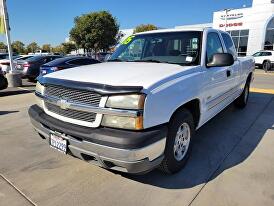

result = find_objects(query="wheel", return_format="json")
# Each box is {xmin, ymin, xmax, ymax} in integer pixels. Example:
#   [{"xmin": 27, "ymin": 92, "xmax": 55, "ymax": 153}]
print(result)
[
  {"xmin": 263, "ymin": 61, "xmax": 271, "ymax": 73},
  {"xmin": 159, "ymin": 109, "xmax": 195, "ymax": 174},
  {"xmin": 234, "ymin": 79, "xmax": 250, "ymax": 108}
]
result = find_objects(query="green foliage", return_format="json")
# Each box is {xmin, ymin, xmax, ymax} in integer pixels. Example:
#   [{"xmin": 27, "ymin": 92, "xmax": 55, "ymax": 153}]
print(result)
[
  {"xmin": 52, "ymin": 45, "xmax": 64, "ymax": 54},
  {"xmin": 27, "ymin": 42, "xmax": 40, "ymax": 53},
  {"xmin": 11, "ymin": 41, "xmax": 25, "ymax": 54},
  {"xmin": 133, "ymin": 24, "xmax": 158, "ymax": 34},
  {"xmin": 62, "ymin": 42, "xmax": 76, "ymax": 54},
  {"xmin": 51, "ymin": 42, "xmax": 76, "ymax": 54},
  {"xmin": 70, "ymin": 11, "xmax": 119, "ymax": 53},
  {"xmin": 41, "ymin": 44, "xmax": 51, "ymax": 52},
  {"xmin": 0, "ymin": 42, "xmax": 7, "ymax": 51}
]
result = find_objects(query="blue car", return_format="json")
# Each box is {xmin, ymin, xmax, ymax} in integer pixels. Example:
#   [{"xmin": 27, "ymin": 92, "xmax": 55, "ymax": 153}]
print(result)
[{"xmin": 40, "ymin": 56, "xmax": 100, "ymax": 76}]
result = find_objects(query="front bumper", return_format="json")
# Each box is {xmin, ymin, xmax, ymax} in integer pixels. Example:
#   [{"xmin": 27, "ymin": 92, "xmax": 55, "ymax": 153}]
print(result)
[{"xmin": 28, "ymin": 105, "xmax": 167, "ymax": 174}]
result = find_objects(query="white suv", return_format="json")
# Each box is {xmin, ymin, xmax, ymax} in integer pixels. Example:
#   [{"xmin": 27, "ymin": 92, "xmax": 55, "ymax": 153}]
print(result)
[{"xmin": 253, "ymin": 50, "xmax": 274, "ymax": 72}]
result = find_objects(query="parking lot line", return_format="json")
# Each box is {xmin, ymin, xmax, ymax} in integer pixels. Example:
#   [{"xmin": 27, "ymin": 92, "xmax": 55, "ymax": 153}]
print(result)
[
  {"xmin": 255, "ymin": 72, "xmax": 274, "ymax": 76},
  {"xmin": 0, "ymin": 174, "xmax": 37, "ymax": 206},
  {"xmin": 17, "ymin": 87, "xmax": 34, "ymax": 91},
  {"xmin": 250, "ymin": 88, "xmax": 274, "ymax": 94}
]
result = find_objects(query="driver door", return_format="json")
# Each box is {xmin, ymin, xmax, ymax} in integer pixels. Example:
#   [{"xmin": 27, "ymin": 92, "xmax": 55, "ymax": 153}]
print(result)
[{"xmin": 202, "ymin": 32, "xmax": 235, "ymax": 122}]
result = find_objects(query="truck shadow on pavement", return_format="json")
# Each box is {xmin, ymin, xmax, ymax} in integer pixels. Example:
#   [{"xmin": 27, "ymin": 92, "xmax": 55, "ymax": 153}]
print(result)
[
  {"xmin": 123, "ymin": 92, "xmax": 274, "ymax": 189},
  {"xmin": 0, "ymin": 90, "xmax": 33, "ymax": 97},
  {"xmin": 0, "ymin": 110, "xmax": 19, "ymax": 116}
]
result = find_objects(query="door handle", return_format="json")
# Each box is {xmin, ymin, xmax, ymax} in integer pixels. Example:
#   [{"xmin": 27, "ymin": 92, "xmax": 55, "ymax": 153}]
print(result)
[{"xmin": 226, "ymin": 70, "xmax": 231, "ymax": 77}]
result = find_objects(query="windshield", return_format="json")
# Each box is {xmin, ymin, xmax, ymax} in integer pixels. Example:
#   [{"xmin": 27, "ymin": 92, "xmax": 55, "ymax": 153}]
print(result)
[
  {"xmin": 110, "ymin": 31, "xmax": 202, "ymax": 65},
  {"xmin": 252, "ymin": 52, "xmax": 261, "ymax": 57}
]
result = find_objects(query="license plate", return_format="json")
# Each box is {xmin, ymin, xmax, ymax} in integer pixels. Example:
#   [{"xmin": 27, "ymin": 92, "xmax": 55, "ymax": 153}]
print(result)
[
  {"xmin": 50, "ymin": 133, "xmax": 67, "ymax": 153},
  {"xmin": 42, "ymin": 70, "xmax": 47, "ymax": 74},
  {"xmin": 16, "ymin": 65, "xmax": 21, "ymax": 69}
]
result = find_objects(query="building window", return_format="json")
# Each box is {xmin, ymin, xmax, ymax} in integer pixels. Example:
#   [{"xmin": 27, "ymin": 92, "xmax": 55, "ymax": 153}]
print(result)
[
  {"xmin": 227, "ymin": 29, "xmax": 249, "ymax": 56},
  {"xmin": 264, "ymin": 18, "xmax": 274, "ymax": 50}
]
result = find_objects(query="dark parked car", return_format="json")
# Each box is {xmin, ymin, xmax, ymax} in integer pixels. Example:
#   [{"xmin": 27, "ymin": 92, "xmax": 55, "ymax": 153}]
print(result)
[
  {"xmin": 0, "ymin": 68, "xmax": 8, "ymax": 90},
  {"xmin": 16, "ymin": 55, "xmax": 62, "ymax": 81},
  {"xmin": 0, "ymin": 53, "xmax": 19, "ymax": 60},
  {"xmin": 40, "ymin": 56, "xmax": 100, "ymax": 76},
  {"xmin": 95, "ymin": 52, "xmax": 112, "ymax": 62}
]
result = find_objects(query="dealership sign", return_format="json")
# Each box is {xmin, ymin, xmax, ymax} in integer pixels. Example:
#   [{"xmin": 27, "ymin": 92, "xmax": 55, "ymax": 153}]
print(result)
[
  {"xmin": 218, "ymin": 12, "xmax": 244, "ymax": 28},
  {"xmin": 219, "ymin": 22, "xmax": 243, "ymax": 28},
  {"xmin": 220, "ymin": 13, "xmax": 244, "ymax": 20}
]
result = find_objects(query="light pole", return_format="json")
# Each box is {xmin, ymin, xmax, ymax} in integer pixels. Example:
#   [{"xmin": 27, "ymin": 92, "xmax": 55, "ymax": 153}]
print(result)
[{"xmin": 224, "ymin": 8, "xmax": 231, "ymax": 31}]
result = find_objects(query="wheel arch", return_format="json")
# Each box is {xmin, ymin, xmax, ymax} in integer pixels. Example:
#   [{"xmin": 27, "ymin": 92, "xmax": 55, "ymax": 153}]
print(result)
[
  {"xmin": 170, "ymin": 98, "xmax": 201, "ymax": 128},
  {"xmin": 247, "ymin": 72, "xmax": 253, "ymax": 83},
  {"xmin": 263, "ymin": 59, "xmax": 271, "ymax": 64}
]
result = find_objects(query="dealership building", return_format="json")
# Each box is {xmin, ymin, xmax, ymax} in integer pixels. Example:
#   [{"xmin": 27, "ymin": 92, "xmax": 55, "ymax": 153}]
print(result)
[
  {"xmin": 121, "ymin": 0, "xmax": 274, "ymax": 56},
  {"xmin": 213, "ymin": 0, "xmax": 274, "ymax": 56}
]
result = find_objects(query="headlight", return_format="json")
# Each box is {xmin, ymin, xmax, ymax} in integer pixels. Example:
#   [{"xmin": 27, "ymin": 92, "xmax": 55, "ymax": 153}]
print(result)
[
  {"xmin": 35, "ymin": 81, "xmax": 45, "ymax": 95},
  {"xmin": 35, "ymin": 82, "xmax": 45, "ymax": 108},
  {"xmin": 106, "ymin": 94, "xmax": 145, "ymax": 110},
  {"xmin": 101, "ymin": 115, "xmax": 143, "ymax": 130},
  {"xmin": 103, "ymin": 94, "xmax": 145, "ymax": 130}
]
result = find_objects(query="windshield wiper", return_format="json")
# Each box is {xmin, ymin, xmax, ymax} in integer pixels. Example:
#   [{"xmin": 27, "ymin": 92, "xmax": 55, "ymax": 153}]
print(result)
[
  {"xmin": 133, "ymin": 59, "xmax": 168, "ymax": 63},
  {"xmin": 133, "ymin": 59, "xmax": 184, "ymax": 65},
  {"xmin": 108, "ymin": 58, "xmax": 123, "ymax": 62}
]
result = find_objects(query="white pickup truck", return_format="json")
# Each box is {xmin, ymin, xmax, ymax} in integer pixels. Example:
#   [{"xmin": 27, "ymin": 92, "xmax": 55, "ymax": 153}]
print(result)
[{"xmin": 29, "ymin": 28, "xmax": 255, "ymax": 174}]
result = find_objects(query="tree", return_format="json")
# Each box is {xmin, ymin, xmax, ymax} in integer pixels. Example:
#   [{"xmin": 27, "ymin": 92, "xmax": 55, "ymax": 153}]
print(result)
[
  {"xmin": 26, "ymin": 42, "xmax": 39, "ymax": 53},
  {"xmin": 41, "ymin": 44, "xmax": 51, "ymax": 52},
  {"xmin": 11, "ymin": 41, "xmax": 25, "ymax": 54},
  {"xmin": 70, "ymin": 11, "xmax": 119, "ymax": 54},
  {"xmin": 52, "ymin": 45, "xmax": 64, "ymax": 54},
  {"xmin": 133, "ymin": 24, "xmax": 158, "ymax": 34},
  {"xmin": 62, "ymin": 42, "xmax": 76, "ymax": 54},
  {"xmin": 0, "ymin": 42, "xmax": 7, "ymax": 51}
]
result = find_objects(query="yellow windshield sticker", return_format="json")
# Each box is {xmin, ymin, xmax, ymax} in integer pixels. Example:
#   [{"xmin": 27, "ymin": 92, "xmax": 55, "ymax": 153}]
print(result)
[{"xmin": 122, "ymin": 35, "xmax": 135, "ymax": 45}]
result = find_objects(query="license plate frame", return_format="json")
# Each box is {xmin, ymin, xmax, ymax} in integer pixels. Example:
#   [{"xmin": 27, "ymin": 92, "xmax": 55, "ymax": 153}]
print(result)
[{"xmin": 49, "ymin": 133, "xmax": 67, "ymax": 154}]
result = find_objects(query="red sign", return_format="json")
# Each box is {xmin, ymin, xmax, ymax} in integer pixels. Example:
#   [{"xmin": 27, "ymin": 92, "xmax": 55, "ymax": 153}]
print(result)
[{"xmin": 219, "ymin": 22, "xmax": 243, "ymax": 28}]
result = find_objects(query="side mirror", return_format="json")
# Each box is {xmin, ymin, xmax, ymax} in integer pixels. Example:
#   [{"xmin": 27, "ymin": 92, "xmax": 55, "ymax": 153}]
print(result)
[{"xmin": 207, "ymin": 53, "xmax": 234, "ymax": 67}]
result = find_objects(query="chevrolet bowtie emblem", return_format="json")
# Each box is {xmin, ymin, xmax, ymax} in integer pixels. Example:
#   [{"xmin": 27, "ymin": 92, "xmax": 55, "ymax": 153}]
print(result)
[{"xmin": 58, "ymin": 99, "xmax": 70, "ymax": 110}]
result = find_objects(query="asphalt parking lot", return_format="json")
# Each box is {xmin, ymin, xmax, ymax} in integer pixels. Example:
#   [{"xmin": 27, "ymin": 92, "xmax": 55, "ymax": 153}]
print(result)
[{"xmin": 0, "ymin": 70, "xmax": 274, "ymax": 206}]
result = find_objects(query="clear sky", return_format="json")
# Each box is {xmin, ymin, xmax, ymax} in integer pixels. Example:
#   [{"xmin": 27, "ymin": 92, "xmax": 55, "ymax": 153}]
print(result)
[{"xmin": 0, "ymin": 0, "xmax": 252, "ymax": 47}]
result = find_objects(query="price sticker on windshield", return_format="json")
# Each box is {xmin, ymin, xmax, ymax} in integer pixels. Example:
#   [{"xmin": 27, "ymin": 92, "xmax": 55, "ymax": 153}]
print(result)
[{"xmin": 122, "ymin": 35, "xmax": 135, "ymax": 45}]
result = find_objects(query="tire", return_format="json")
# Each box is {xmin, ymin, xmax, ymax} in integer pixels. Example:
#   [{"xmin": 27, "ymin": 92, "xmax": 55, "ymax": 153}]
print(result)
[
  {"xmin": 263, "ymin": 61, "xmax": 271, "ymax": 73},
  {"xmin": 234, "ymin": 79, "xmax": 250, "ymax": 109},
  {"xmin": 159, "ymin": 109, "xmax": 195, "ymax": 174}
]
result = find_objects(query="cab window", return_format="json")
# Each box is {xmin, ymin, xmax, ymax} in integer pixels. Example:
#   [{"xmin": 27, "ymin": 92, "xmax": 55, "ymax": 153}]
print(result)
[
  {"xmin": 221, "ymin": 33, "xmax": 237, "ymax": 59},
  {"xmin": 206, "ymin": 32, "xmax": 224, "ymax": 63}
]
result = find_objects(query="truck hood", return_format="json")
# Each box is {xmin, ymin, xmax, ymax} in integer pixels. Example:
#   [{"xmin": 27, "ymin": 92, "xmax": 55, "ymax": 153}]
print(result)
[{"xmin": 45, "ymin": 62, "xmax": 196, "ymax": 89}]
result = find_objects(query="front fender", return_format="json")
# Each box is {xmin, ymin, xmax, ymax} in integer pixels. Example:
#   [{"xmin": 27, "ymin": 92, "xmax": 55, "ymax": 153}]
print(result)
[{"xmin": 143, "ymin": 69, "xmax": 204, "ymax": 128}]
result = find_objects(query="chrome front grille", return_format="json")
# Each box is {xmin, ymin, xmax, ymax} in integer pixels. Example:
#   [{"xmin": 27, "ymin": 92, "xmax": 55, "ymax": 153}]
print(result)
[
  {"xmin": 45, "ymin": 85, "xmax": 102, "ymax": 107},
  {"xmin": 45, "ymin": 102, "xmax": 96, "ymax": 123},
  {"xmin": 44, "ymin": 84, "xmax": 102, "ymax": 126}
]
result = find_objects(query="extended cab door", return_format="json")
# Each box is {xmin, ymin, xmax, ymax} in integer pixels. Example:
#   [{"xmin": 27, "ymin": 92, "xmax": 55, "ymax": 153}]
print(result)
[
  {"xmin": 221, "ymin": 32, "xmax": 241, "ymax": 89},
  {"xmin": 201, "ymin": 31, "xmax": 236, "ymax": 123}
]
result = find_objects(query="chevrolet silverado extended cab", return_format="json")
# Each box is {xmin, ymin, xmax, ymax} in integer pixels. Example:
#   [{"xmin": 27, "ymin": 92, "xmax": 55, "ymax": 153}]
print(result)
[{"xmin": 29, "ymin": 28, "xmax": 255, "ymax": 174}]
